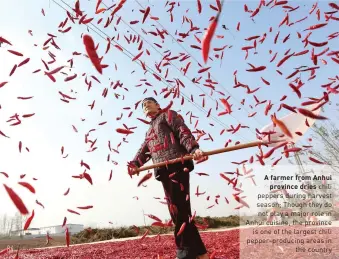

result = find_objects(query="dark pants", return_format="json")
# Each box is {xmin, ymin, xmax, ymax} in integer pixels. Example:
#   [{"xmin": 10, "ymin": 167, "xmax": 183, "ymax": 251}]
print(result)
[{"xmin": 159, "ymin": 163, "xmax": 207, "ymax": 259}]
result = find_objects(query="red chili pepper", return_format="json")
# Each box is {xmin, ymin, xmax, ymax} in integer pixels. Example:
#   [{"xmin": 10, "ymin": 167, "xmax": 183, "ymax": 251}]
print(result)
[
  {"xmin": 0, "ymin": 172, "xmax": 9, "ymax": 178},
  {"xmin": 132, "ymin": 51, "xmax": 144, "ymax": 61},
  {"xmin": 284, "ymin": 147, "xmax": 302, "ymax": 153},
  {"xmin": 329, "ymin": 2, "xmax": 339, "ymax": 9},
  {"xmin": 309, "ymin": 157, "xmax": 325, "ymax": 164},
  {"xmin": 137, "ymin": 172, "xmax": 152, "ymax": 187},
  {"xmin": 263, "ymin": 147, "xmax": 276, "ymax": 159},
  {"xmin": 197, "ymin": 0, "xmax": 202, "ymax": 13},
  {"xmin": 18, "ymin": 182, "xmax": 35, "ymax": 194},
  {"xmin": 272, "ymin": 157, "xmax": 282, "ymax": 167},
  {"xmin": 261, "ymin": 77, "xmax": 270, "ymax": 85},
  {"xmin": 152, "ymin": 221, "xmax": 166, "ymax": 227},
  {"xmin": 146, "ymin": 214, "xmax": 162, "ymax": 222},
  {"xmin": 277, "ymin": 53, "xmax": 295, "ymax": 67},
  {"xmin": 297, "ymin": 108, "xmax": 328, "ymax": 120},
  {"xmin": 0, "ymin": 82, "xmax": 8, "ymax": 88},
  {"xmin": 82, "ymin": 172, "xmax": 93, "ymax": 185},
  {"xmin": 36, "ymin": 200, "xmax": 45, "ymax": 209},
  {"xmin": 83, "ymin": 34, "xmax": 102, "ymax": 74},
  {"xmin": 7, "ymin": 49, "xmax": 23, "ymax": 56},
  {"xmin": 77, "ymin": 205, "xmax": 93, "ymax": 209},
  {"xmin": 308, "ymin": 40, "xmax": 328, "ymax": 47},
  {"xmin": 198, "ymin": 67, "xmax": 211, "ymax": 73},
  {"xmin": 18, "ymin": 58, "xmax": 30, "ymax": 67},
  {"xmin": 201, "ymin": 14, "xmax": 219, "ymax": 63},
  {"xmin": 65, "ymin": 227, "xmax": 70, "ymax": 247},
  {"xmin": 142, "ymin": 7, "xmax": 150, "ymax": 23},
  {"xmin": 306, "ymin": 23, "xmax": 328, "ymax": 30},
  {"xmin": 3, "ymin": 184, "xmax": 29, "ymax": 215},
  {"xmin": 251, "ymin": 7, "xmax": 260, "ymax": 17},
  {"xmin": 246, "ymin": 65, "xmax": 266, "ymax": 72},
  {"xmin": 270, "ymin": 52, "xmax": 278, "ymax": 62},
  {"xmin": 24, "ymin": 210, "xmax": 35, "ymax": 230},
  {"xmin": 67, "ymin": 209, "xmax": 80, "ymax": 215},
  {"xmin": 116, "ymin": 128, "xmax": 134, "ymax": 134},
  {"xmin": 294, "ymin": 50, "xmax": 309, "ymax": 57},
  {"xmin": 111, "ymin": 0, "xmax": 126, "ymax": 17},
  {"xmin": 64, "ymin": 74, "xmax": 77, "ymax": 82},
  {"xmin": 62, "ymin": 217, "xmax": 67, "ymax": 228},
  {"xmin": 233, "ymin": 194, "xmax": 250, "ymax": 208},
  {"xmin": 0, "ymin": 248, "xmax": 10, "ymax": 256},
  {"xmin": 271, "ymin": 114, "xmax": 293, "ymax": 138},
  {"xmin": 177, "ymin": 222, "xmax": 186, "ymax": 236},
  {"xmin": 281, "ymin": 103, "xmax": 297, "ymax": 113},
  {"xmin": 9, "ymin": 64, "xmax": 17, "ymax": 77},
  {"xmin": 0, "ymin": 36, "xmax": 12, "ymax": 45}
]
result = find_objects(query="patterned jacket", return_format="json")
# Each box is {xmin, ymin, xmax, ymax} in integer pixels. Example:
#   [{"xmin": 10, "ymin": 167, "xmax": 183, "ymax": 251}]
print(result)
[{"xmin": 130, "ymin": 110, "xmax": 199, "ymax": 180}]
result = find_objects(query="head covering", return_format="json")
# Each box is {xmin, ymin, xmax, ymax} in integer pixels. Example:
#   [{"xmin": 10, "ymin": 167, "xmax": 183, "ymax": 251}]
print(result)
[{"xmin": 142, "ymin": 97, "xmax": 158, "ymax": 107}]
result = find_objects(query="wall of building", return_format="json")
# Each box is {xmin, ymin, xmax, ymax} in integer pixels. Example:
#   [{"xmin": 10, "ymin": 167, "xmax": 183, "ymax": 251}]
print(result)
[{"xmin": 11, "ymin": 224, "xmax": 84, "ymax": 237}]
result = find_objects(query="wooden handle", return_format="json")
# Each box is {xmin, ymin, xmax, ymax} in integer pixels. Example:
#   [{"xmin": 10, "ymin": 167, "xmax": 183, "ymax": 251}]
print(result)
[{"xmin": 136, "ymin": 140, "xmax": 267, "ymax": 173}]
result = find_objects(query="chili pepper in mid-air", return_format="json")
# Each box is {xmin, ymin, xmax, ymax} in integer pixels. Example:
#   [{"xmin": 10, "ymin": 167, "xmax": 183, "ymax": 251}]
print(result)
[
  {"xmin": 116, "ymin": 128, "xmax": 134, "ymax": 134},
  {"xmin": 0, "ymin": 82, "xmax": 8, "ymax": 88},
  {"xmin": 77, "ymin": 205, "xmax": 93, "ymax": 209},
  {"xmin": 142, "ymin": 7, "xmax": 150, "ymax": 23},
  {"xmin": 67, "ymin": 209, "xmax": 80, "ymax": 215},
  {"xmin": 0, "ymin": 36, "xmax": 12, "ymax": 45},
  {"xmin": 138, "ymin": 172, "xmax": 152, "ymax": 187},
  {"xmin": 297, "ymin": 108, "xmax": 328, "ymax": 120},
  {"xmin": 83, "ymin": 34, "xmax": 102, "ymax": 74},
  {"xmin": 201, "ymin": 5, "xmax": 223, "ymax": 63},
  {"xmin": 7, "ymin": 49, "xmax": 23, "ymax": 56},
  {"xmin": 18, "ymin": 182, "xmax": 35, "ymax": 194},
  {"xmin": 3, "ymin": 184, "xmax": 29, "ymax": 215},
  {"xmin": 24, "ymin": 210, "xmax": 35, "ymax": 230},
  {"xmin": 62, "ymin": 217, "xmax": 67, "ymax": 228},
  {"xmin": 36, "ymin": 200, "xmax": 45, "ymax": 209},
  {"xmin": 246, "ymin": 65, "xmax": 266, "ymax": 72},
  {"xmin": 177, "ymin": 222, "xmax": 186, "ymax": 236},
  {"xmin": 309, "ymin": 156, "xmax": 325, "ymax": 164},
  {"xmin": 271, "ymin": 114, "xmax": 293, "ymax": 138},
  {"xmin": 146, "ymin": 214, "xmax": 162, "ymax": 222},
  {"xmin": 197, "ymin": 0, "xmax": 202, "ymax": 13},
  {"xmin": 83, "ymin": 172, "xmax": 93, "ymax": 185}
]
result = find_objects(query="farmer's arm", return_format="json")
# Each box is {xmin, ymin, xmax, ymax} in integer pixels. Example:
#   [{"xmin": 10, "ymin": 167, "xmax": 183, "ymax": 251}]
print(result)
[
  {"xmin": 129, "ymin": 139, "xmax": 151, "ymax": 168},
  {"xmin": 165, "ymin": 110, "xmax": 199, "ymax": 154}
]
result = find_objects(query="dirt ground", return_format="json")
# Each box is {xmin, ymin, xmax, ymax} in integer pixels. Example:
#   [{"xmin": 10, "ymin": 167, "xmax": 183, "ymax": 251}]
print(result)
[{"xmin": 0, "ymin": 236, "xmax": 66, "ymax": 250}]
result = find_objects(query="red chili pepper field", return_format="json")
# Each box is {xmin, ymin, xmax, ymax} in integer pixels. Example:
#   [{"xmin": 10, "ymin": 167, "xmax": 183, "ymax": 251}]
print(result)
[{"xmin": 1, "ymin": 226, "xmax": 338, "ymax": 258}]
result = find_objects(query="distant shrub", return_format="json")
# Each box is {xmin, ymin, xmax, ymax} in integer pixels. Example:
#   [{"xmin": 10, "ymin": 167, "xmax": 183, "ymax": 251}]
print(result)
[{"xmin": 72, "ymin": 215, "xmax": 240, "ymax": 244}]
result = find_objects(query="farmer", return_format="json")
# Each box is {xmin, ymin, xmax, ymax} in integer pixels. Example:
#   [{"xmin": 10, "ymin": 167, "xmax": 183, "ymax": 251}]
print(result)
[{"xmin": 128, "ymin": 97, "xmax": 210, "ymax": 259}]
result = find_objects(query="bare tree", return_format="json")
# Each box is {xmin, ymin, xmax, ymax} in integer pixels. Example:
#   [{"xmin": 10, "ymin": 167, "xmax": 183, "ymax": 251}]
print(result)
[
  {"xmin": 14, "ymin": 212, "xmax": 24, "ymax": 233},
  {"xmin": 2, "ymin": 214, "xmax": 8, "ymax": 234},
  {"xmin": 0, "ymin": 215, "xmax": 4, "ymax": 234},
  {"xmin": 309, "ymin": 122, "xmax": 339, "ymax": 174},
  {"xmin": 8, "ymin": 217, "xmax": 15, "ymax": 236}
]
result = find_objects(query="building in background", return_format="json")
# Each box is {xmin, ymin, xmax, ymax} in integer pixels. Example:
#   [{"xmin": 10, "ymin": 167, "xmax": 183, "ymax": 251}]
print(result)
[{"xmin": 9, "ymin": 224, "xmax": 84, "ymax": 237}]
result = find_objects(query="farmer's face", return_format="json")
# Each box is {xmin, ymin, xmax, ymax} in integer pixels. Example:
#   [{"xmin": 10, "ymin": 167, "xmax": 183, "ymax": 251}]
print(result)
[{"xmin": 143, "ymin": 100, "xmax": 160, "ymax": 116}]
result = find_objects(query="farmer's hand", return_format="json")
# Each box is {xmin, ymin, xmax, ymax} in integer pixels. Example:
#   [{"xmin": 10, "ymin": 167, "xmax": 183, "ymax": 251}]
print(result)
[
  {"xmin": 128, "ymin": 165, "xmax": 139, "ymax": 177},
  {"xmin": 192, "ymin": 149, "xmax": 208, "ymax": 163}
]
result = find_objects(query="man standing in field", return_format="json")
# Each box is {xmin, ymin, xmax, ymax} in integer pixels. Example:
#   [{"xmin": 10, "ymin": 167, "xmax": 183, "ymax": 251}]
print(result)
[{"xmin": 128, "ymin": 97, "xmax": 210, "ymax": 259}]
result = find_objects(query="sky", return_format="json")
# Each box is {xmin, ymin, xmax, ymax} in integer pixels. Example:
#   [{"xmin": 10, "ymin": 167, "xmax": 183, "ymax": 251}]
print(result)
[{"xmin": 0, "ymin": 0, "xmax": 338, "ymax": 230}]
